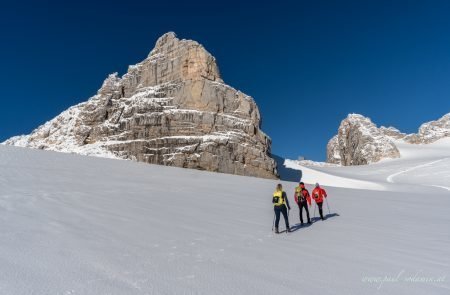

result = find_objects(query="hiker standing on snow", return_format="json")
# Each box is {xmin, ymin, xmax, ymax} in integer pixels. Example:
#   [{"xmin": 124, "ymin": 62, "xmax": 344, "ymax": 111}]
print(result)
[
  {"xmin": 272, "ymin": 183, "xmax": 291, "ymax": 233},
  {"xmin": 294, "ymin": 182, "xmax": 311, "ymax": 225},
  {"xmin": 312, "ymin": 183, "xmax": 328, "ymax": 220}
]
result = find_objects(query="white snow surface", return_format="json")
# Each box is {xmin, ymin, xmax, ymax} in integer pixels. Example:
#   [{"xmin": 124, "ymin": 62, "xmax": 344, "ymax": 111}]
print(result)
[
  {"xmin": 286, "ymin": 159, "xmax": 340, "ymax": 168},
  {"xmin": 286, "ymin": 137, "xmax": 450, "ymax": 191},
  {"xmin": 0, "ymin": 141, "xmax": 449, "ymax": 294}
]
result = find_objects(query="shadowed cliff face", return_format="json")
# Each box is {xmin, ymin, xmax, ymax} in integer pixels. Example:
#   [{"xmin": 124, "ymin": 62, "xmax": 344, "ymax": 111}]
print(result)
[
  {"xmin": 272, "ymin": 154, "xmax": 301, "ymax": 182},
  {"xmin": 4, "ymin": 32, "xmax": 278, "ymax": 179}
]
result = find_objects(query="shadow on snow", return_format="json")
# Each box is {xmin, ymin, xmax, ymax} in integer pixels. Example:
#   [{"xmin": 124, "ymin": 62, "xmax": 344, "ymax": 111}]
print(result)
[{"xmin": 288, "ymin": 212, "xmax": 340, "ymax": 233}]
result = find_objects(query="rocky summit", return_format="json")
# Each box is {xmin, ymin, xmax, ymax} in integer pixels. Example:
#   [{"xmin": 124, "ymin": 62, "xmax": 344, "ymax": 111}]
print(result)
[
  {"xmin": 403, "ymin": 113, "xmax": 450, "ymax": 144},
  {"xmin": 4, "ymin": 32, "xmax": 278, "ymax": 179},
  {"xmin": 326, "ymin": 114, "xmax": 400, "ymax": 165},
  {"xmin": 327, "ymin": 112, "xmax": 450, "ymax": 165}
]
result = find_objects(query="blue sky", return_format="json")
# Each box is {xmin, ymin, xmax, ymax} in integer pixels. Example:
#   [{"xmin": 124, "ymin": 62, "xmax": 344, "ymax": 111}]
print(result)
[{"xmin": 1, "ymin": 0, "xmax": 450, "ymax": 161}]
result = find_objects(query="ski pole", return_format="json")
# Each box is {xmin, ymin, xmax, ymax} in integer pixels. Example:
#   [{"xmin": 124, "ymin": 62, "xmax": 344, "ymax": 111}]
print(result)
[
  {"xmin": 272, "ymin": 210, "xmax": 276, "ymax": 232},
  {"xmin": 325, "ymin": 198, "xmax": 331, "ymax": 215},
  {"xmin": 313, "ymin": 202, "xmax": 316, "ymax": 219},
  {"xmin": 287, "ymin": 206, "xmax": 290, "ymax": 231}
]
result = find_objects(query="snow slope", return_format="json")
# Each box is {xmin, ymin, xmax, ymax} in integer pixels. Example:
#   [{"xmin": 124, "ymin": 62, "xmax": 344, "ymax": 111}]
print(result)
[
  {"xmin": 286, "ymin": 137, "xmax": 450, "ymax": 192},
  {"xmin": 0, "ymin": 144, "xmax": 449, "ymax": 294}
]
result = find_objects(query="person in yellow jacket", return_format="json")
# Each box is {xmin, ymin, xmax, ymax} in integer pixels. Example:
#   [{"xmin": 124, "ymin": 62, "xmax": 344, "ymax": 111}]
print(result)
[{"xmin": 272, "ymin": 183, "xmax": 291, "ymax": 233}]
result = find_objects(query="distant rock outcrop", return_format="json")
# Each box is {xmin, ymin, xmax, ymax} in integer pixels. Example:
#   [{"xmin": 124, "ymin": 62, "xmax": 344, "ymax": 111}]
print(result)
[
  {"xmin": 327, "ymin": 112, "xmax": 450, "ymax": 166},
  {"xmin": 4, "ymin": 32, "xmax": 277, "ymax": 179},
  {"xmin": 326, "ymin": 114, "xmax": 400, "ymax": 165},
  {"xmin": 403, "ymin": 113, "xmax": 450, "ymax": 144}
]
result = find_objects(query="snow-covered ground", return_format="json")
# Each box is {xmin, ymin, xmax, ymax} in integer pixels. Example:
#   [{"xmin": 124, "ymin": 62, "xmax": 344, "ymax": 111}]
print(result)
[
  {"xmin": 286, "ymin": 137, "xmax": 450, "ymax": 191},
  {"xmin": 0, "ymin": 141, "xmax": 449, "ymax": 294}
]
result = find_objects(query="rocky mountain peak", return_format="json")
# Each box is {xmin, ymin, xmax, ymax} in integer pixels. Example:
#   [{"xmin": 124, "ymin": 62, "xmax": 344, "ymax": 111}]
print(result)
[
  {"xmin": 327, "ymin": 114, "xmax": 400, "ymax": 165},
  {"xmin": 407, "ymin": 113, "xmax": 450, "ymax": 143},
  {"xmin": 144, "ymin": 32, "xmax": 222, "ymax": 85},
  {"xmin": 345, "ymin": 113, "xmax": 369, "ymax": 121},
  {"xmin": 152, "ymin": 31, "xmax": 178, "ymax": 51},
  {"xmin": 4, "ymin": 32, "xmax": 277, "ymax": 179},
  {"xmin": 327, "ymin": 112, "xmax": 450, "ymax": 166}
]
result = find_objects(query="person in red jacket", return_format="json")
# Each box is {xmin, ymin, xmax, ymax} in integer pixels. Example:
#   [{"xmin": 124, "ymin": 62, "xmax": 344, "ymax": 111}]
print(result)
[
  {"xmin": 311, "ymin": 183, "xmax": 328, "ymax": 220},
  {"xmin": 294, "ymin": 182, "xmax": 311, "ymax": 225}
]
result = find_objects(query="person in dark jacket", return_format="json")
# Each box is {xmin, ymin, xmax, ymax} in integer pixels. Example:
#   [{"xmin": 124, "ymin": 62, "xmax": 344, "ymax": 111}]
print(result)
[
  {"xmin": 294, "ymin": 182, "xmax": 311, "ymax": 225},
  {"xmin": 272, "ymin": 183, "xmax": 291, "ymax": 233}
]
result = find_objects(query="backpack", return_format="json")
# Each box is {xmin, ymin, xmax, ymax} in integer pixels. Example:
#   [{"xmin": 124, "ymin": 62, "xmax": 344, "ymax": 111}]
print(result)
[
  {"xmin": 273, "ymin": 191, "xmax": 284, "ymax": 206},
  {"xmin": 299, "ymin": 188, "xmax": 308, "ymax": 202}
]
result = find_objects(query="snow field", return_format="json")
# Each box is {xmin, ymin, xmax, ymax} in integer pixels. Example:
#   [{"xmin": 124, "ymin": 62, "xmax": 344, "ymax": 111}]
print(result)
[{"xmin": 0, "ymin": 144, "xmax": 448, "ymax": 294}]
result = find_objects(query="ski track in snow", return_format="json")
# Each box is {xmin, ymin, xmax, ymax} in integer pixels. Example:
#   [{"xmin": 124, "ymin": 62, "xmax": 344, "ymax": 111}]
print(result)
[
  {"xmin": 286, "ymin": 138, "xmax": 450, "ymax": 193},
  {"xmin": 429, "ymin": 184, "xmax": 450, "ymax": 191},
  {"xmin": 386, "ymin": 158, "xmax": 449, "ymax": 183},
  {"xmin": 385, "ymin": 157, "xmax": 450, "ymax": 192}
]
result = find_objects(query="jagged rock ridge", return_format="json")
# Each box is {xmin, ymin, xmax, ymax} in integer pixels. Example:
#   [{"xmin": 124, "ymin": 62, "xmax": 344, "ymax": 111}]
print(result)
[
  {"xmin": 327, "ymin": 112, "xmax": 450, "ymax": 165},
  {"xmin": 4, "ymin": 32, "xmax": 277, "ymax": 179},
  {"xmin": 403, "ymin": 113, "xmax": 450, "ymax": 144}
]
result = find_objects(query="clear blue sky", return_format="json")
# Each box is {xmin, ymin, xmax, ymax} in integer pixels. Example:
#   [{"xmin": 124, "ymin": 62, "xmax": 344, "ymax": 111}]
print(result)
[{"xmin": 1, "ymin": 0, "xmax": 450, "ymax": 161}]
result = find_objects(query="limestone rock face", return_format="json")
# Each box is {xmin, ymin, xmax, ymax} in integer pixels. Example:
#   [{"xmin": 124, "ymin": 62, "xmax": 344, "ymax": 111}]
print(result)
[
  {"xmin": 4, "ymin": 32, "xmax": 277, "ymax": 179},
  {"xmin": 326, "ymin": 114, "xmax": 400, "ymax": 165},
  {"xmin": 404, "ymin": 113, "xmax": 450, "ymax": 144},
  {"xmin": 326, "ymin": 135, "xmax": 341, "ymax": 165},
  {"xmin": 326, "ymin": 112, "xmax": 450, "ymax": 166}
]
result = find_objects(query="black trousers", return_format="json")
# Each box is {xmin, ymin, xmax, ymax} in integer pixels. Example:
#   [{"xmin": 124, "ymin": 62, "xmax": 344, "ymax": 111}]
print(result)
[
  {"xmin": 298, "ymin": 201, "xmax": 310, "ymax": 223},
  {"xmin": 274, "ymin": 205, "xmax": 289, "ymax": 229},
  {"xmin": 317, "ymin": 202, "xmax": 324, "ymax": 220}
]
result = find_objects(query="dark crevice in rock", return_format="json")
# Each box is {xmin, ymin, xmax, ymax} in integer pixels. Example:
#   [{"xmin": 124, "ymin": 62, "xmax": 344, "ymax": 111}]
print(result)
[{"xmin": 115, "ymin": 107, "xmax": 125, "ymax": 124}]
